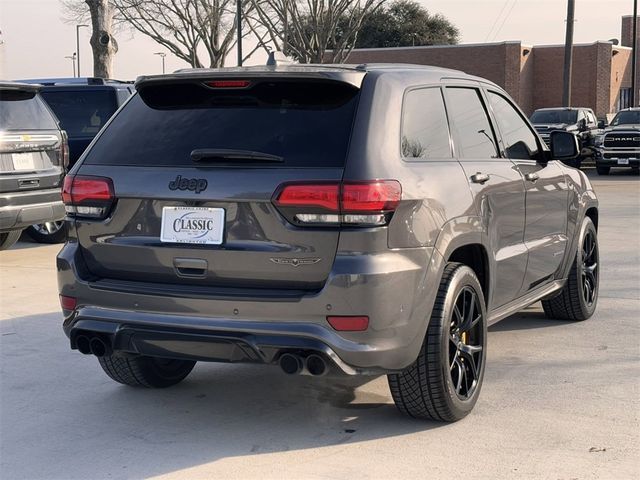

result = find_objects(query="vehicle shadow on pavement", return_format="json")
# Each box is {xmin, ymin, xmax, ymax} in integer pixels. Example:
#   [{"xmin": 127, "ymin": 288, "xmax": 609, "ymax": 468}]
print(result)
[
  {"xmin": 489, "ymin": 307, "xmax": 573, "ymax": 332},
  {"xmin": 1, "ymin": 312, "xmax": 445, "ymax": 480}
]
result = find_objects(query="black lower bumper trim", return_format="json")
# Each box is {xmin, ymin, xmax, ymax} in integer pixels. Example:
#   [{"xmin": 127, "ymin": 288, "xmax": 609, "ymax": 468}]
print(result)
[{"xmin": 67, "ymin": 319, "xmax": 356, "ymax": 374}]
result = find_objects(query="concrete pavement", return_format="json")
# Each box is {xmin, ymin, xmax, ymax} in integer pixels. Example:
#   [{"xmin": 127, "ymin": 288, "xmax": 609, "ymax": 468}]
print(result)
[{"xmin": 1, "ymin": 169, "xmax": 638, "ymax": 479}]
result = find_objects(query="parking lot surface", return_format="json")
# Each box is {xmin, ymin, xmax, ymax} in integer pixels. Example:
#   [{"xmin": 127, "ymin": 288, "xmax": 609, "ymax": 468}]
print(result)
[{"xmin": 1, "ymin": 170, "xmax": 638, "ymax": 480}]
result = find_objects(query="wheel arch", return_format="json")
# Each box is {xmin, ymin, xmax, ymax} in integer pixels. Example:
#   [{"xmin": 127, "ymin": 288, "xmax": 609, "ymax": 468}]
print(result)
[{"xmin": 446, "ymin": 243, "xmax": 491, "ymax": 307}]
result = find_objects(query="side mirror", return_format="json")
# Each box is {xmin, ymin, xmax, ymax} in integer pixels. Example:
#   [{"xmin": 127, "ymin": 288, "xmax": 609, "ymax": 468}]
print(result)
[
  {"xmin": 597, "ymin": 120, "xmax": 607, "ymax": 129},
  {"xmin": 550, "ymin": 130, "xmax": 580, "ymax": 160}
]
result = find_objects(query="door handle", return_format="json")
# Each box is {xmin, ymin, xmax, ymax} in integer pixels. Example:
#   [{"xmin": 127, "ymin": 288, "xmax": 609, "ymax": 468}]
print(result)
[
  {"xmin": 524, "ymin": 172, "xmax": 540, "ymax": 182},
  {"xmin": 470, "ymin": 173, "xmax": 490, "ymax": 184}
]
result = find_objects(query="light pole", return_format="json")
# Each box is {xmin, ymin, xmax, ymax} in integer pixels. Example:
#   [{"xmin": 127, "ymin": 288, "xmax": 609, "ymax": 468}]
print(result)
[
  {"xmin": 65, "ymin": 53, "xmax": 77, "ymax": 77},
  {"xmin": 562, "ymin": 0, "xmax": 575, "ymax": 107},
  {"xmin": 236, "ymin": 0, "xmax": 243, "ymax": 66},
  {"xmin": 154, "ymin": 52, "xmax": 166, "ymax": 73},
  {"xmin": 76, "ymin": 24, "xmax": 89, "ymax": 78}
]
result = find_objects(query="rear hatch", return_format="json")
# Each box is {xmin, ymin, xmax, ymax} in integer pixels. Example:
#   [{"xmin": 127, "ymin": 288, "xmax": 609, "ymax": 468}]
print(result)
[
  {"xmin": 0, "ymin": 84, "xmax": 65, "ymax": 194},
  {"xmin": 71, "ymin": 72, "xmax": 364, "ymax": 291}
]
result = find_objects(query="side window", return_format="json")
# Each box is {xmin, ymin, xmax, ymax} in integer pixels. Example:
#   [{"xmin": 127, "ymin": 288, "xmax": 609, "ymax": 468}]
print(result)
[
  {"xmin": 401, "ymin": 88, "xmax": 452, "ymax": 159},
  {"xmin": 445, "ymin": 87, "xmax": 498, "ymax": 159},
  {"xmin": 487, "ymin": 91, "xmax": 540, "ymax": 161},
  {"xmin": 586, "ymin": 111, "xmax": 597, "ymax": 126}
]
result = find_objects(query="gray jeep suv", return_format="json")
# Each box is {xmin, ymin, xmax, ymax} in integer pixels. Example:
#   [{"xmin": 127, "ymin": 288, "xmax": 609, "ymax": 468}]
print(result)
[{"xmin": 57, "ymin": 64, "xmax": 600, "ymax": 422}]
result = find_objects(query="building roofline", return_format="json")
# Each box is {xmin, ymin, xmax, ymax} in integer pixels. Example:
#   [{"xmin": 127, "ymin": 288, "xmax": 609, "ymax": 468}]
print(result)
[
  {"xmin": 349, "ymin": 41, "xmax": 522, "ymax": 53},
  {"xmin": 531, "ymin": 41, "xmax": 619, "ymax": 49}
]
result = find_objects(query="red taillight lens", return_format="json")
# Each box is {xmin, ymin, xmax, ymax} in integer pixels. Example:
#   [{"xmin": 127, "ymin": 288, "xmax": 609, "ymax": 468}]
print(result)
[
  {"xmin": 205, "ymin": 80, "xmax": 251, "ymax": 88},
  {"xmin": 273, "ymin": 180, "xmax": 401, "ymax": 226},
  {"xmin": 62, "ymin": 175, "xmax": 114, "ymax": 218},
  {"xmin": 342, "ymin": 181, "xmax": 402, "ymax": 212},
  {"xmin": 327, "ymin": 316, "xmax": 369, "ymax": 331},
  {"xmin": 274, "ymin": 184, "xmax": 340, "ymax": 211},
  {"xmin": 59, "ymin": 295, "xmax": 77, "ymax": 311}
]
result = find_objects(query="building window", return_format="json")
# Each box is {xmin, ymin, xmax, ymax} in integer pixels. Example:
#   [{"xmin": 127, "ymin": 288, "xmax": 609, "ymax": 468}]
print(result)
[{"xmin": 619, "ymin": 88, "xmax": 631, "ymax": 110}]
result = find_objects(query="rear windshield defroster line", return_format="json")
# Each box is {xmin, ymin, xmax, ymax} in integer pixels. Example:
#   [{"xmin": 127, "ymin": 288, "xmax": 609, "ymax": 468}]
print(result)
[{"xmin": 84, "ymin": 79, "xmax": 360, "ymax": 168}]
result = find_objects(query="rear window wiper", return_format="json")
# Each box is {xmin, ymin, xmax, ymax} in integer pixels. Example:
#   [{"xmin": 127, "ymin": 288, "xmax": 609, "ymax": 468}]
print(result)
[{"xmin": 190, "ymin": 148, "xmax": 284, "ymax": 163}]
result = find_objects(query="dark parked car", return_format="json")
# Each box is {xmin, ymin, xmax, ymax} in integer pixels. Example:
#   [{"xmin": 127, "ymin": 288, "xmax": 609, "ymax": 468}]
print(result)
[
  {"xmin": 0, "ymin": 82, "xmax": 67, "ymax": 250},
  {"xmin": 530, "ymin": 107, "xmax": 599, "ymax": 168},
  {"xmin": 58, "ymin": 64, "xmax": 600, "ymax": 422},
  {"xmin": 17, "ymin": 77, "xmax": 133, "ymax": 243},
  {"xmin": 593, "ymin": 108, "xmax": 640, "ymax": 175}
]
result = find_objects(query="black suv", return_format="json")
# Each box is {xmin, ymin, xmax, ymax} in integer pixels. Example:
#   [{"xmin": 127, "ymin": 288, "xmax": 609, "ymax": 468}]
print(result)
[
  {"xmin": 17, "ymin": 77, "xmax": 133, "ymax": 243},
  {"xmin": 58, "ymin": 64, "xmax": 599, "ymax": 422},
  {"xmin": 530, "ymin": 107, "xmax": 599, "ymax": 168},
  {"xmin": 0, "ymin": 82, "xmax": 67, "ymax": 250}
]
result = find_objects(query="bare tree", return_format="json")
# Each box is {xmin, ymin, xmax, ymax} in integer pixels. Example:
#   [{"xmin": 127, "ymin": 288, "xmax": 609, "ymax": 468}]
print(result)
[
  {"xmin": 247, "ymin": 0, "xmax": 385, "ymax": 63},
  {"xmin": 61, "ymin": 0, "xmax": 119, "ymax": 78},
  {"xmin": 112, "ymin": 0, "xmax": 264, "ymax": 68}
]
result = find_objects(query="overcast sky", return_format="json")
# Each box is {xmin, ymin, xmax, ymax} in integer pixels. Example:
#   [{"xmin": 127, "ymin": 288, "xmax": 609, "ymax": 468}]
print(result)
[{"xmin": 0, "ymin": 0, "xmax": 633, "ymax": 80}]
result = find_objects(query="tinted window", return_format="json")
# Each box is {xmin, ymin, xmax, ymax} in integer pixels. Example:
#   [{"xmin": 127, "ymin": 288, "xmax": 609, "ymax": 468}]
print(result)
[
  {"xmin": 401, "ymin": 88, "xmax": 451, "ymax": 159},
  {"xmin": 0, "ymin": 90, "xmax": 58, "ymax": 130},
  {"xmin": 488, "ymin": 91, "xmax": 540, "ymax": 160},
  {"xmin": 530, "ymin": 109, "xmax": 578, "ymax": 124},
  {"xmin": 40, "ymin": 90, "xmax": 117, "ymax": 137},
  {"xmin": 84, "ymin": 80, "xmax": 360, "ymax": 167},
  {"xmin": 446, "ymin": 87, "xmax": 498, "ymax": 159},
  {"xmin": 611, "ymin": 110, "xmax": 640, "ymax": 126}
]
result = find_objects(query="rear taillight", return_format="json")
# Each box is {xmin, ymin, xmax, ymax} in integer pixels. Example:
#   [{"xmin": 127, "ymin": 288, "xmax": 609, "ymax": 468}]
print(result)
[
  {"xmin": 273, "ymin": 180, "xmax": 401, "ymax": 227},
  {"xmin": 62, "ymin": 175, "xmax": 114, "ymax": 219},
  {"xmin": 59, "ymin": 130, "xmax": 69, "ymax": 169}
]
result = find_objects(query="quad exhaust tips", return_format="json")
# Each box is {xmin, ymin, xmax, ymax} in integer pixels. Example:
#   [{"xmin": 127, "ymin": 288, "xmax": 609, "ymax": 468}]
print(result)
[
  {"xmin": 278, "ymin": 352, "xmax": 328, "ymax": 376},
  {"xmin": 75, "ymin": 334, "xmax": 111, "ymax": 357}
]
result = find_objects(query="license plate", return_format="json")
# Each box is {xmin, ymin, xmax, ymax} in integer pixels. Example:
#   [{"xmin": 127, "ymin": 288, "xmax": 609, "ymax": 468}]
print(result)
[
  {"xmin": 160, "ymin": 207, "xmax": 225, "ymax": 245},
  {"xmin": 12, "ymin": 152, "xmax": 36, "ymax": 171},
  {"xmin": 618, "ymin": 158, "xmax": 630, "ymax": 165}
]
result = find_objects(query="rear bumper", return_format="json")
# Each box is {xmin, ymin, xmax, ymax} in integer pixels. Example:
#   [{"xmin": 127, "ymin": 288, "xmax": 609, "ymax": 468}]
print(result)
[
  {"xmin": 57, "ymin": 241, "xmax": 443, "ymax": 374},
  {"xmin": 0, "ymin": 188, "xmax": 64, "ymax": 232}
]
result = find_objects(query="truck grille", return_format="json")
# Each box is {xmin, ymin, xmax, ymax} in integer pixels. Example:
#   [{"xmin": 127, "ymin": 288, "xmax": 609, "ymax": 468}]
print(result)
[{"xmin": 603, "ymin": 132, "xmax": 640, "ymax": 148}]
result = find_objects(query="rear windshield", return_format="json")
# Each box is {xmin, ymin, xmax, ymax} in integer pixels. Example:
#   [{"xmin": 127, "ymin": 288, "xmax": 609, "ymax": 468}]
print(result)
[
  {"xmin": 83, "ymin": 79, "xmax": 360, "ymax": 168},
  {"xmin": 0, "ymin": 90, "xmax": 58, "ymax": 130},
  {"xmin": 40, "ymin": 90, "xmax": 117, "ymax": 137},
  {"xmin": 530, "ymin": 110, "xmax": 578, "ymax": 124}
]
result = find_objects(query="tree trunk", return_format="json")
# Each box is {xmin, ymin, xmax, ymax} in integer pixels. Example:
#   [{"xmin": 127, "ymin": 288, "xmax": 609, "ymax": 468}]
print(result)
[{"xmin": 85, "ymin": 0, "xmax": 118, "ymax": 78}]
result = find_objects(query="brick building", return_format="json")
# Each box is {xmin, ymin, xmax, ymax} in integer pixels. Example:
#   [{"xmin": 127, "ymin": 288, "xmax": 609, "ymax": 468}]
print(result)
[{"xmin": 344, "ymin": 17, "xmax": 636, "ymax": 119}]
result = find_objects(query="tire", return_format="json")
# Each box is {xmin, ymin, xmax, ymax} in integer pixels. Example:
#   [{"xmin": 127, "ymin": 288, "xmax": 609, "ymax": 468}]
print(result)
[
  {"xmin": 596, "ymin": 165, "xmax": 610, "ymax": 175},
  {"xmin": 542, "ymin": 216, "xmax": 599, "ymax": 321},
  {"xmin": 25, "ymin": 222, "xmax": 68, "ymax": 244},
  {"xmin": 98, "ymin": 354, "xmax": 196, "ymax": 388},
  {"xmin": 388, "ymin": 263, "xmax": 487, "ymax": 422},
  {"xmin": 0, "ymin": 230, "xmax": 22, "ymax": 250}
]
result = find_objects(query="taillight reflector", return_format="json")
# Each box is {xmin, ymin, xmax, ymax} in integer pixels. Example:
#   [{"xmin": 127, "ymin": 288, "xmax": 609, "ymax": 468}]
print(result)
[
  {"xmin": 327, "ymin": 316, "xmax": 369, "ymax": 331},
  {"xmin": 59, "ymin": 295, "xmax": 77, "ymax": 311}
]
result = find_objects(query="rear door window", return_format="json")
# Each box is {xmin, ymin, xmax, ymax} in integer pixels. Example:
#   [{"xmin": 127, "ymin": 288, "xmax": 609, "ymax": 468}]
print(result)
[
  {"xmin": 83, "ymin": 79, "xmax": 360, "ymax": 168},
  {"xmin": 40, "ymin": 90, "xmax": 117, "ymax": 137},
  {"xmin": 401, "ymin": 87, "xmax": 452, "ymax": 159},
  {"xmin": 0, "ymin": 90, "xmax": 58, "ymax": 130},
  {"xmin": 445, "ymin": 87, "xmax": 499, "ymax": 159}
]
